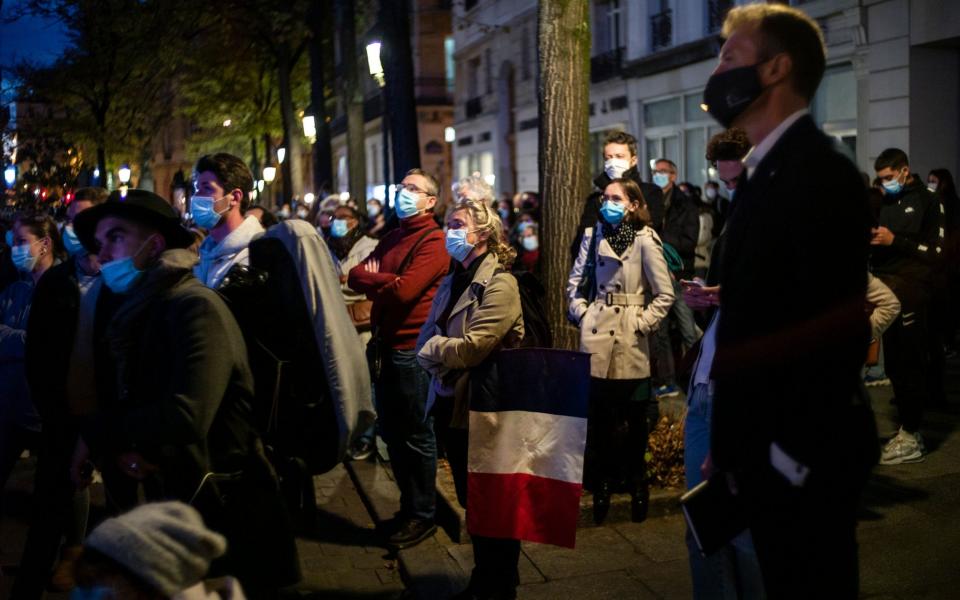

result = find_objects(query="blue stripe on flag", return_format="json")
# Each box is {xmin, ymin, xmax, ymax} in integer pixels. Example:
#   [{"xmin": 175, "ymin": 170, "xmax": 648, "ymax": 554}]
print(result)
[{"xmin": 470, "ymin": 348, "xmax": 591, "ymax": 419}]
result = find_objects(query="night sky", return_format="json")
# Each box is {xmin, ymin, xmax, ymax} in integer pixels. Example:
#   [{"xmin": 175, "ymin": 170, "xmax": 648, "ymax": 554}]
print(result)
[{"xmin": 1, "ymin": 0, "xmax": 70, "ymax": 101}]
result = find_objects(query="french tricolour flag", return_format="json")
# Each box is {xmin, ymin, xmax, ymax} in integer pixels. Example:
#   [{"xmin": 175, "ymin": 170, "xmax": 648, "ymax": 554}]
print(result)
[{"xmin": 466, "ymin": 349, "xmax": 591, "ymax": 549}]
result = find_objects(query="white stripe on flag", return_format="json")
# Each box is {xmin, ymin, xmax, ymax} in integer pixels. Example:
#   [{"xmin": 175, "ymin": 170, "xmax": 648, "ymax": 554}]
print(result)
[{"xmin": 467, "ymin": 410, "xmax": 587, "ymax": 484}]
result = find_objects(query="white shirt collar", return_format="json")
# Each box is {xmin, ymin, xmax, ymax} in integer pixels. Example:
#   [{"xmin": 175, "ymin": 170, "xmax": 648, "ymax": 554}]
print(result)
[{"xmin": 742, "ymin": 108, "xmax": 810, "ymax": 179}]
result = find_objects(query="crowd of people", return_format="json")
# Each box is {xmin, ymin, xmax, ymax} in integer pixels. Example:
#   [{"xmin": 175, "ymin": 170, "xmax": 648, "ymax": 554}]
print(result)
[{"xmin": 0, "ymin": 3, "xmax": 957, "ymax": 600}]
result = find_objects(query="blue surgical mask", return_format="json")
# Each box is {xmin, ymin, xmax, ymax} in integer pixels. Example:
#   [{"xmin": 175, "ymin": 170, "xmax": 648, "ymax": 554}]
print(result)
[
  {"xmin": 190, "ymin": 196, "xmax": 227, "ymax": 229},
  {"xmin": 600, "ymin": 201, "xmax": 626, "ymax": 226},
  {"xmin": 12, "ymin": 242, "xmax": 40, "ymax": 273},
  {"xmin": 70, "ymin": 585, "xmax": 112, "ymax": 600},
  {"xmin": 4, "ymin": 230, "xmax": 12, "ymax": 247},
  {"xmin": 330, "ymin": 219, "xmax": 350, "ymax": 238},
  {"xmin": 367, "ymin": 203, "xmax": 381, "ymax": 218},
  {"xmin": 62, "ymin": 225, "xmax": 86, "ymax": 257},
  {"xmin": 99, "ymin": 236, "xmax": 155, "ymax": 293},
  {"xmin": 522, "ymin": 236, "xmax": 539, "ymax": 252},
  {"xmin": 653, "ymin": 172, "xmax": 670, "ymax": 189},
  {"xmin": 396, "ymin": 189, "xmax": 423, "ymax": 219},
  {"xmin": 498, "ymin": 208, "xmax": 510, "ymax": 221},
  {"xmin": 882, "ymin": 178, "xmax": 903, "ymax": 196},
  {"xmin": 445, "ymin": 228, "xmax": 475, "ymax": 263}
]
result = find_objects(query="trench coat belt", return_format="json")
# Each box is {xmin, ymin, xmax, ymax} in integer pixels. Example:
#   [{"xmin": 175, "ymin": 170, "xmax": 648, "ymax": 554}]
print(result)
[{"xmin": 604, "ymin": 292, "xmax": 644, "ymax": 306}]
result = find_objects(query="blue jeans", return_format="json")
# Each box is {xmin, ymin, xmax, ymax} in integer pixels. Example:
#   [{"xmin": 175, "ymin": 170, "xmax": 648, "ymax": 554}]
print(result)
[
  {"xmin": 684, "ymin": 383, "xmax": 765, "ymax": 600},
  {"xmin": 375, "ymin": 348, "xmax": 436, "ymax": 521}
]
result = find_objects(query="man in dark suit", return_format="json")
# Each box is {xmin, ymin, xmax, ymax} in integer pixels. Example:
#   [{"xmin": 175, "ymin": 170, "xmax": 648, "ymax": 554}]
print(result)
[{"xmin": 702, "ymin": 4, "xmax": 877, "ymax": 597}]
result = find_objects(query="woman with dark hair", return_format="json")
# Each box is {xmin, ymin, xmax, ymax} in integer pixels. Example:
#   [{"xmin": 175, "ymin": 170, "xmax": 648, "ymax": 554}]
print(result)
[
  {"xmin": 0, "ymin": 214, "xmax": 63, "ymax": 515},
  {"xmin": 567, "ymin": 178, "xmax": 674, "ymax": 525}
]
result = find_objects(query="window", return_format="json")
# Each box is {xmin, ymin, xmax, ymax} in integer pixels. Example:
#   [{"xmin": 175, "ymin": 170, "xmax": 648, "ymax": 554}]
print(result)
[
  {"xmin": 445, "ymin": 37, "xmax": 456, "ymax": 94},
  {"xmin": 644, "ymin": 97, "xmax": 681, "ymax": 128},
  {"xmin": 485, "ymin": 48, "xmax": 493, "ymax": 95},
  {"xmin": 521, "ymin": 28, "xmax": 531, "ymax": 81},
  {"xmin": 813, "ymin": 64, "xmax": 857, "ymax": 128},
  {"xmin": 608, "ymin": 0, "xmax": 622, "ymax": 53},
  {"xmin": 467, "ymin": 56, "xmax": 481, "ymax": 99}
]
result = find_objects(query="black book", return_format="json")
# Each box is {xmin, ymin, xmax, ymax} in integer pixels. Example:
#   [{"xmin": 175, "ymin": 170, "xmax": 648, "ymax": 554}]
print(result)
[{"xmin": 680, "ymin": 473, "xmax": 749, "ymax": 557}]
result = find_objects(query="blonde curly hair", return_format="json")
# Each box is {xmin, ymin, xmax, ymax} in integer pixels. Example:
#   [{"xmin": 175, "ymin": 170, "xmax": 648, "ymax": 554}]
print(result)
[{"xmin": 450, "ymin": 197, "xmax": 517, "ymax": 269}]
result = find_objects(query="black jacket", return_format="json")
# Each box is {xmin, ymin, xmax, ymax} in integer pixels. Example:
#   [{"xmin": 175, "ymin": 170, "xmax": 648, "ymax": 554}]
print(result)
[
  {"xmin": 571, "ymin": 167, "xmax": 663, "ymax": 262},
  {"xmin": 658, "ymin": 186, "xmax": 701, "ymax": 276},
  {"xmin": 25, "ymin": 258, "xmax": 121, "ymax": 423},
  {"xmin": 870, "ymin": 177, "xmax": 944, "ymax": 289},
  {"xmin": 710, "ymin": 115, "xmax": 875, "ymax": 479}
]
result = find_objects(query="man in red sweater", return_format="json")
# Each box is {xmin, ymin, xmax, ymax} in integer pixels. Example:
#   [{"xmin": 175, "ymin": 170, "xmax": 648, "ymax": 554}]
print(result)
[{"xmin": 349, "ymin": 169, "xmax": 448, "ymax": 548}]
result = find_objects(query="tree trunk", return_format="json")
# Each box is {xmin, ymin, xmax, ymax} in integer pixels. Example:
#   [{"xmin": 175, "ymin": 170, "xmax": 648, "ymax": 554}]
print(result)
[
  {"xmin": 380, "ymin": 0, "xmax": 420, "ymax": 178},
  {"xmin": 538, "ymin": 0, "xmax": 591, "ymax": 351},
  {"xmin": 250, "ymin": 137, "xmax": 260, "ymax": 188},
  {"xmin": 309, "ymin": 0, "xmax": 334, "ymax": 196},
  {"xmin": 96, "ymin": 145, "xmax": 107, "ymax": 188},
  {"xmin": 277, "ymin": 41, "xmax": 305, "ymax": 203},
  {"xmin": 337, "ymin": 0, "xmax": 367, "ymax": 214}
]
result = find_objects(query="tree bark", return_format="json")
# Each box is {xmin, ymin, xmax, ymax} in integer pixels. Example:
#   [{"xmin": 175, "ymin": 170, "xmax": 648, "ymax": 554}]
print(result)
[
  {"xmin": 309, "ymin": 0, "xmax": 334, "ymax": 196},
  {"xmin": 380, "ymin": 0, "xmax": 420, "ymax": 179},
  {"xmin": 337, "ymin": 0, "xmax": 367, "ymax": 213},
  {"xmin": 277, "ymin": 41, "xmax": 305, "ymax": 204},
  {"xmin": 538, "ymin": 0, "xmax": 591, "ymax": 351}
]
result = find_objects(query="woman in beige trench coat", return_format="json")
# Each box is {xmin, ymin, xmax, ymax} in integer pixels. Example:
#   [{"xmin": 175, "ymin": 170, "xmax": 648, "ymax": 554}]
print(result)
[{"xmin": 567, "ymin": 178, "xmax": 675, "ymax": 525}]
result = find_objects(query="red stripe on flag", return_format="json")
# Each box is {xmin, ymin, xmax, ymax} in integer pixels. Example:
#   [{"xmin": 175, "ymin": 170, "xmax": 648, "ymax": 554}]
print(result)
[{"xmin": 466, "ymin": 472, "xmax": 582, "ymax": 549}]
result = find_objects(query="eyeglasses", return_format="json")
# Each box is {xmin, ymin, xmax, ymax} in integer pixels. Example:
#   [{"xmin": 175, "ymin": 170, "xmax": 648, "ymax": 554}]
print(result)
[{"xmin": 397, "ymin": 183, "xmax": 428, "ymax": 194}]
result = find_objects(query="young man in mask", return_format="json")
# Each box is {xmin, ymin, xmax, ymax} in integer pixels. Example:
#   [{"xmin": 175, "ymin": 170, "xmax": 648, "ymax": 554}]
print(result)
[
  {"xmin": 73, "ymin": 189, "xmax": 300, "ymax": 593},
  {"xmin": 348, "ymin": 168, "xmax": 447, "ymax": 549},
  {"xmin": 871, "ymin": 148, "xmax": 944, "ymax": 465},
  {"xmin": 571, "ymin": 131, "xmax": 663, "ymax": 261},
  {"xmin": 702, "ymin": 5, "xmax": 875, "ymax": 596},
  {"xmin": 191, "ymin": 153, "xmax": 264, "ymax": 289}
]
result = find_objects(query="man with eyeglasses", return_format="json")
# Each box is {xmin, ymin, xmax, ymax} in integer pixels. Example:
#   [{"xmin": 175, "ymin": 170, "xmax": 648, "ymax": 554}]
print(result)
[{"xmin": 349, "ymin": 168, "xmax": 447, "ymax": 549}]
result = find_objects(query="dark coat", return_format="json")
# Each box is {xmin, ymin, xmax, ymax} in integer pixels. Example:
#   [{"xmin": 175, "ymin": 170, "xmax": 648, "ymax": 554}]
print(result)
[
  {"xmin": 870, "ymin": 177, "xmax": 944, "ymax": 291},
  {"xmin": 25, "ymin": 258, "xmax": 121, "ymax": 423},
  {"xmin": 80, "ymin": 250, "xmax": 259, "ymax": 501},
  {"xmin": 571, "ymin": 167, "xmax": 663, "ymax": 262},
  {"xmin": 710, "ymin": 115, "xmax": 876, "ymax": 480},
  {"xmin": 658, "ymin": 186, "xmax": 701, "ymax": 276}
]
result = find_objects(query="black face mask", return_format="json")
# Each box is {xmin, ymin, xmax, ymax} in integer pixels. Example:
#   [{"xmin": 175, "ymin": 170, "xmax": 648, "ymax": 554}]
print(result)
[{"xmin": 702, "ymin": 63, "xmax": 764, "ymax": 128}]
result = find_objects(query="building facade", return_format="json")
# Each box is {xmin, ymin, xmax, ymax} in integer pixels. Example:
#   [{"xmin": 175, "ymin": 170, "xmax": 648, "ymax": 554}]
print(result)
[{"xmin": 452, "ymin": 0, "xmax": 960, "ymax": 196}]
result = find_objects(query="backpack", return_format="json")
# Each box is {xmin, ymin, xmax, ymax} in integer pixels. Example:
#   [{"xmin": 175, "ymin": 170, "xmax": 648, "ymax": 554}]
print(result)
[{"xmin": 483, "ymin": 268, "xmax": 553, "ymax": 349}]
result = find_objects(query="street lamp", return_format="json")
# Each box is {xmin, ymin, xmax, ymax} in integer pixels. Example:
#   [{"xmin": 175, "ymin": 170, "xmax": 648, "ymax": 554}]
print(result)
[
  {"xmin": 3, "ymin": 165, "xmax": 14, "ymax": 187},
  {"xmin": 445, "ymin": 127, "xmax": 456, "ymax": 143},
  {"xmin": 302, "ymin": 114, "xmax": 316, "ymax": 140},
  {"xmin": 118, "ymin": 164, "xmax": 131, "ymax": 185},
  {"xmin": 263, "ymin": 166, "xmax": 277, "ymax": 183},
  {"xmin": 366, "ymin": 38, "xmax": 390, "ymax": 201},
  {"xmin": 277, "ymin": 147, "xmax": 286, "ymax": 165}
]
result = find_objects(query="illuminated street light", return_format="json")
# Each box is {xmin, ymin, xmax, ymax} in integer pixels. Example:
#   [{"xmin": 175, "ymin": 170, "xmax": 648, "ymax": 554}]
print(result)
[
  {"xmin": 366, "ymin": 41, "xmax": 385, "ymax": 87},
  {"xmin": 257, "ymin": 180, "xmax": 265, "ymax": 193},
  {"xmin": 3, "ymin": 165, "xmax": 14, "ymax": 187},
  {"xmin": 277, "ymin": 147, "xmax": 286, "ymax": 164},
  {"xmin": 223, "ymin": 119, "xmax": 232, "ymax": 127},
  {"xmin": 302, "ymin": 114, "xmax": 316, "ymax": 139},
  {"xmin": 303, "ymin": 192, "xmax": 315, "ymax": 205},
  {"xmin": 263, "ymin": 166, "xmax": 277, "ymax": 183},
  {"xmin": 118, "ymin": 164, "xmax": 132, "ymax": 185},
  {"xmin": 445, "ymin": 127, "xmax": 456, "ymax": 143}
]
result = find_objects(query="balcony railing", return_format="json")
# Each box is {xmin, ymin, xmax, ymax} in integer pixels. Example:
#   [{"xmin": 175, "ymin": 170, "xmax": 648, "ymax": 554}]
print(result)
[
  {"xmin": 650, "ymin": 9, "xmax": 673, "ymax": 53},
  {"xmin": 591, "ymin": 47, "xmax": 625, "ymax": 83},
  {"xmin": 707, "ymin": 0, "xmax": 733, "ymax": 34},
  {"xmin": 465, "ymin": 96, "xmax": 483, "ymax": 119}
]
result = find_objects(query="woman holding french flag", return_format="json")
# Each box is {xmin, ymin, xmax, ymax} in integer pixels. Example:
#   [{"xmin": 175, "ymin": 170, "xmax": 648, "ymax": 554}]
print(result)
[
  {"xmin": 416, "ymin": 196, "xmax": 526, "ymax": 600},
  {"xmin": 567, "ymin": 178, "xmax": 675, "ymax": 525}
]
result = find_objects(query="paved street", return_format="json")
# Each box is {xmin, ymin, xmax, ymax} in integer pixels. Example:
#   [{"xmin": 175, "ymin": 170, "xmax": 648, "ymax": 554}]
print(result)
[{"xmin": 3, "ymin": 362, "xmax": 960, "ymax": 599}]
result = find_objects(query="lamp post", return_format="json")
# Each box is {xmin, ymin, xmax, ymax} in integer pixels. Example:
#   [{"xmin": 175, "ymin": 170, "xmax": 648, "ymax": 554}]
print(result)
[
  {"xmin": 118, "ymin": 163, "xmax": 132, "ymax": 198},
  {"xmin": 263, "ymin": 166, "xmax": 277, "ymax": 207},
  {"xmin": 4, "ymin": 165, "xmax": 15, "ymax": 189},
  {"xmin": 366, "ymin": 40, "xmax": 390, "ymax": 200},
  {"xmin": 277, "ymin": 147, "xmax": 286, "ymax": 165}
]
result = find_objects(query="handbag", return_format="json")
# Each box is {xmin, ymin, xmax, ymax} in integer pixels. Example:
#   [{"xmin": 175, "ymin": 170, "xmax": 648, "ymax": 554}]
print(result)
[
  {"xmin": 575, "ymin": 227, "xmax": 599, "ymax": 303},
  {"xmin": 347, "ymin": 299, "xmax": 373, "ymax": 331}
]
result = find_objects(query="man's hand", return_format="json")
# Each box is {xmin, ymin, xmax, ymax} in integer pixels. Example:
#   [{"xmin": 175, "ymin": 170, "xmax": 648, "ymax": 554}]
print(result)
[
  {"xmin": 364, "ymin": 258, "xmax": 381, "ymax": 273},
  {"xmin": 871, "ymin": 226, "xmax": 895, "ymax": 246},
  {"xmin": 117, "ymin": 451, "xmax": 158, "ymax": 481},
  {"xmin": 683, "ymin": 282, "xmax": 721, "ymax": 310}
]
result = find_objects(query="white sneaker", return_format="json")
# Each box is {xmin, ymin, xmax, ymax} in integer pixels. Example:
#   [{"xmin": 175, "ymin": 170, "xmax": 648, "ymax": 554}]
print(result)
[{"xmin": 879, "ymin": 428, "xmax": 925, "ymax": 465}]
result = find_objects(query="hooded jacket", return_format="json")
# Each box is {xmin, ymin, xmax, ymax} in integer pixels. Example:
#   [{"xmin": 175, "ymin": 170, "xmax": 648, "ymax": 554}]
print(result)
[{"xmin": 195, "ymin": 216, "xmax": 265, "ymax": 290}]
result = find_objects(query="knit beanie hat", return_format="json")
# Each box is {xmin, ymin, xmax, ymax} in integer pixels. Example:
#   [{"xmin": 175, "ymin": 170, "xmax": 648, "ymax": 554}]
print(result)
[{"xmin": 84, "ymin": 501, "xmax": 227, "ymax": 596}]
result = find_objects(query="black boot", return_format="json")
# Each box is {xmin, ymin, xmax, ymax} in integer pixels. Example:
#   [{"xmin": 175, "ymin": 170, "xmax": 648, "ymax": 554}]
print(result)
[
  {"xmin": 630, "ymin": 480, "xmax": 650, "ymax": 523},
  {"xmin": 593, "ymin": 480, "xmax": 612, "ymax": 525}
]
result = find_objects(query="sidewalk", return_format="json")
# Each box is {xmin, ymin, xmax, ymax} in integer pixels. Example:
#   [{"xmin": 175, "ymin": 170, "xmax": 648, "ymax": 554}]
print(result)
[{"xmin": 351, "ymin": 362, "xmax": 960, "ymax": 599}]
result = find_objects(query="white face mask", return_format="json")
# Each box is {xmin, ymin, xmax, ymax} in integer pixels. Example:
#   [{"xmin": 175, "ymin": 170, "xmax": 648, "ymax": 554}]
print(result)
[
  {"xmin": 928, "ymin": 181, "xmax": 939, "ymax": 193},
  {"xmin": 705, "ymin": 188, "xmax": 717, "ymax": 200},
  {"xmin": 604, "ymin": 158, "xmax": 631, "ymax": 180}
]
